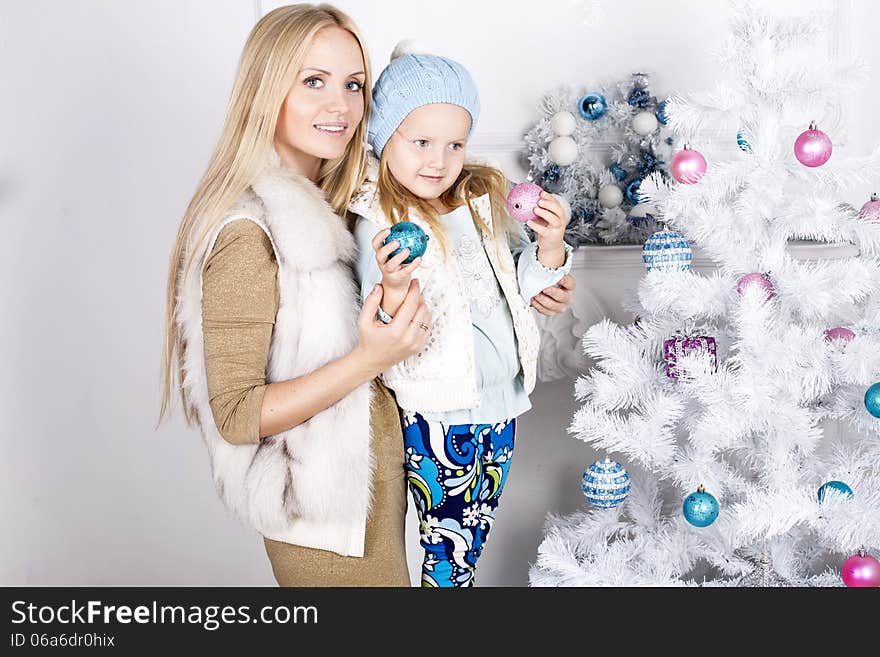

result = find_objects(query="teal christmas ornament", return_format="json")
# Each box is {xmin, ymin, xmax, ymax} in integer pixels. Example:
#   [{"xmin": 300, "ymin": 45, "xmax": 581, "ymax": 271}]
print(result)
[
  {"xmin": 384, "ymin": 221, "xmax": 429, "ymax": 264},
  {"xmin": 578, "ymin": 92, "xmax": 608, "ymax": 121},
  {"xmin": 642, "ymin": 230, "xmax": 692, "ymax": 272},
  {"xmin": 817, "ymin": 480, "xmax": 854, "ymax": 502},
  {"xmin": 682, "ymin": 485, "xmax": 719, "ymax": 527},
  {"xmin": 737, "ymin": 131, "xmax": 752, "ymax": 153},
  {"xmin": 656, "ymin": 99, "xmax": 669, "ymax": 125},
  {"xmin": 625, "ymin": 178, "xmax": 643, "ymax": 204},
  {"xmin": 865, "ymin": 382, "xmax": 880, "ymax": 418},
  {"xmin": 582, "ymin": 458, "xmax": 631, "ymax": 508}
]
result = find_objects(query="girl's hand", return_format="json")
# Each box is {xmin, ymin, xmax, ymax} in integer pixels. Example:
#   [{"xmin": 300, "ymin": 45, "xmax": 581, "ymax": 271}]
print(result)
[
  {"xmin": 372, "ymin": 227, "xmax": 422, "ymax": 294},
  {"xmin": 528, "ymin": 192, "xmax": 568, "ymax": 269},
  {"xmin": 356, "ymin": 280, "xmax": 433, "ymax": 374},
  {"xmin": 531, "ymin": 273, "xmax": 576, "ymax": 316}
]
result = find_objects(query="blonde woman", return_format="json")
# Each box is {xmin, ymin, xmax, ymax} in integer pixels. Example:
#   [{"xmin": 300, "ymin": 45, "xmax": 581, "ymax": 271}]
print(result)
[{"xmin": 160, "ymin": 4, "xmax": 431, "ymax": 586}]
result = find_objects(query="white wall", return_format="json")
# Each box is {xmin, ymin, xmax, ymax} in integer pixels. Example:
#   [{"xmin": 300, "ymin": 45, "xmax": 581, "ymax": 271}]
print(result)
[{"xmin": 1, "ymin": 0, "xmax": 876, "ymax": 586}]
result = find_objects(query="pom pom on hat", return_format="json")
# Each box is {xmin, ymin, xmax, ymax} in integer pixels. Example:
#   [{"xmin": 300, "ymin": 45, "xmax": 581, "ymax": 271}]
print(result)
[{"xmin": 390, "ymin": 39, "xmax": 420, "ymax": 61}]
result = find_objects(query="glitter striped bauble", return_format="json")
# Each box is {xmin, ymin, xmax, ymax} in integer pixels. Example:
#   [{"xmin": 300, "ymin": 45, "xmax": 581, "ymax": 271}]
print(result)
[
  {"xmin": 582, "ymin": 458, "xmax": 631, "ymax": 509},
  {"xmin": 642, "ymin": 230, "xmax": 692, "ymax": 272}
]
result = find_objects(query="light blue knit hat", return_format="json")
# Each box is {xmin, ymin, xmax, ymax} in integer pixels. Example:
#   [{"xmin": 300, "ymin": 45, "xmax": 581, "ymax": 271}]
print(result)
[{"xmin": 368, "ymin": 43, "xmax": 480, "ymax": 158}]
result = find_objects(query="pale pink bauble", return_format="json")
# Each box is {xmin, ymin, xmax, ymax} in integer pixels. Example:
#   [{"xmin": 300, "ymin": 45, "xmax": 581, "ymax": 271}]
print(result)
[
  {"xmin": 858, "ymin": 193, "xmax": 880, "ymax": 224},
  {"xmin": 506, "ymin": 182, "xmax": 543, "ymax": 223},
  {"xmin": 794, "ymin": 124, "xmax": 833, "ymax": 167},
  {"xmin": 670, "ymin": 147, "xmax": 707, "ymax": 184},
  {"xmin": 841, "ymin": 551, "xmax": 880, "ymax": 588},
  {"xmin": 824, "ymin": 327, "xmax": 855, "ymax": 343},
  {"xmin": 736, "ymin": 272, "xmax": 775, "ymax": 301}
]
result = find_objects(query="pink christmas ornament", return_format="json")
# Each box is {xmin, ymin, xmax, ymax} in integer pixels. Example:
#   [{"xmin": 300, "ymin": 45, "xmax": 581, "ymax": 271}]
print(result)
[
  {"xmin": 794, "ymin": 121, "xmax": 833, "ymax": 167},
  {"xmin": 506, "ymin": 182, "xmax": 543, "ymax": 223},
  {"xmin": 663, "ymin": 335, "xmax": 718, "ymax": 379},
  {"xmin": 858, "ymin": 193, "xmax": 880, "ymax": 224},
  {"xmin": 841, "ymin": 549, "xmax": 880, "ymax": 588},
  {"xmin": 824, "ymin": 327, "xmax": 855, "ymax": 343},
  {"xmin": 670, "ymin": 145, "xmax": 707, "ymax": 184},
  {"xmin": 736, "ymin": 272, "xmax": 775, "ymax": 301}
]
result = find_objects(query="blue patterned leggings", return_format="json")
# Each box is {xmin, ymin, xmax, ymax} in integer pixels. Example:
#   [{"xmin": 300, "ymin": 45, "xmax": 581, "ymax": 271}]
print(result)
[{"xmin": 402, "ymin": 412, "xmax": 516, "ymax": 587}]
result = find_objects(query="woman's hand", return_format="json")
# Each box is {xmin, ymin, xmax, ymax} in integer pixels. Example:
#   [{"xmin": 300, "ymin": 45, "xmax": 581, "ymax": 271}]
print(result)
[
  {"xmin": 355, "ymin": 279, "xmax": 432, "ymax": 375},
  {"xmin": 528, "ymin": 192, "xmax": 568, "ymax": 269},
  {"xmin": 531, "ymin": 273, "xmax": 576, "ymax": 316}
]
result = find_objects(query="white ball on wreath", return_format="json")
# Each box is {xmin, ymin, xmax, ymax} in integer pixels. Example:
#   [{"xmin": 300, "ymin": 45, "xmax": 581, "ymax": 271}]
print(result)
[
  {"xmin": 548, "ymin": 136, "xmax": 579, "ymax": 166},
  {"xmin": 632, "ymin": 111, "xmax": 659, "ymax": 136},
  {"xmin": 550, "ymin": 111, "xmax": 577, "ymax": 137},
  {"xmin": 598, "ymin": 185, "xmax": 624, "ymax": 208}
]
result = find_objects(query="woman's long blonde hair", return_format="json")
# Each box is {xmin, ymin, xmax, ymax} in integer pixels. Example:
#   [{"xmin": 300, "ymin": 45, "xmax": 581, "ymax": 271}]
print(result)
[
  {"xmin": 160, "ymin": 4, "xmax": 372, "ymax": 425},
  {"xmin": 376, "ymin": 153, "xmax": 515, "ymax": 260}
]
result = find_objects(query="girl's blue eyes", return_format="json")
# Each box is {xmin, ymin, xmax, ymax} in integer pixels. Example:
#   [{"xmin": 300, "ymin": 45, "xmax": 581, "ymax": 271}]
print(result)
[{"xmin": 413, "ymin": 140, "xmax": 464, "ymax": 150}]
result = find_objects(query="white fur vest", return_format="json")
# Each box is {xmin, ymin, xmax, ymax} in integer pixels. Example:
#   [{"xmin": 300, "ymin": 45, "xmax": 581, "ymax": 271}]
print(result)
[
  {"xmin": 349, "ymin": 158, "xmax": 540, "ymax": 413},
  {"xmin": 178, "ymin": 161, "xmax": 373, "ymax": 557}
]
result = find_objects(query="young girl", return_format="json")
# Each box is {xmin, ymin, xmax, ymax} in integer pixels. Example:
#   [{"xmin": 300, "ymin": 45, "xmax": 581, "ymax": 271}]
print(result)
[
  {"xmin": 351, "ymin": 48, "xmax": 574, "ymax": 586},
  {"xmin": 160, "ymin": 5, "xmax": 431, "ymax": 586}
]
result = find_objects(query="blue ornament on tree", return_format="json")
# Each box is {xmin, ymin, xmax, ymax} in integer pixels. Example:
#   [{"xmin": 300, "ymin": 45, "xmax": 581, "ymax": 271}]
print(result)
[
  {"xmin": 737, "ymin": 131, "xmax": 753, "ymax": 153},
  {"xmin": 609, "ymin": 163, "xmax": 627, "ymax": 182},
  {"xmin": 582, "ymin": 458, "xmax": 631, "ymax": 508},
  {"xmin": 682, "ymin": 485, "xmax": 719, "ymax": 527},
  {"xmin": 817, "ymin": 480, "xmax": 854, "ymax": 502},
  {"xmin": 627, "ymin": 87, "xmax": 650, "ymax": 108},
  {"xmin": 578, "ymin": 92, "xmax": 608, "ymax": 121},
  {"xmin": 384, "ymin": 221, "xmax": 429, "ymax": 264},
  {"xmin": 625, "ymin": 178, "xmax": 643, "ymax": 204},
  {"xmin": 642, "ymin": 230, "xmax": 692, "ymax": 272},
  {"xmin": 656, "ymin": 99, "xmax": 669, "ymax": 125},
  {"xmin": 865, "ymin": 382, "xmax": 880, "ymax": 418}
]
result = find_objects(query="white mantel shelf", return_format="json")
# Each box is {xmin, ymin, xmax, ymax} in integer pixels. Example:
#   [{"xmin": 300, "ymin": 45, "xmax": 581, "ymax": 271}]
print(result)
[{"xmin": 536, "ymin": 240, "xmax": 863, "ymax": 383}]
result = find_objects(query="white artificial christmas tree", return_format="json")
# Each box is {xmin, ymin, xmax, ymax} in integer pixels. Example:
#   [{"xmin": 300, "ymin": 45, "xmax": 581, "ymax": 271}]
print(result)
[{"xmin": 530, "ymin": 0, "xmax": 880, "ymax": 587}]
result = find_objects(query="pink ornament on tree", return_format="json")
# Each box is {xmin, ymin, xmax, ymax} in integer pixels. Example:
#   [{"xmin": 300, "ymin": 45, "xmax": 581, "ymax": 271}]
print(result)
[
  {"xmin": 506, "ymin": 182, "xmax": 543, "ymax": 223},
  {"xmin": 858, "ymin": 193, "xmax": 880, "ymax": 224},
  {"xmin": 663, "ymin": 334, "xmax": 718, "ymax": 379},
  {"xmin": 670, "ymin": 144, "xmax": 707, "ymax": 184},
  {"xmin": 841, "ymin": 549, "xmax": 880, "ymax": 588},
  {"xmin": 736, "ymin": 272, "xmax": 775, "ymax": 302},
  {"xmin": 794, "ymin": 121, "xmax": 833, "ymax": 167},
  {"xmin": 824, "ymin": 327, "xmax": 855, "ymax": 343}
]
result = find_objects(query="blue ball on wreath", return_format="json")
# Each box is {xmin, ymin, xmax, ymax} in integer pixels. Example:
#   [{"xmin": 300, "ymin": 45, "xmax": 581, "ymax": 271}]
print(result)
[
  {"xmin": 656, "ymin": 99, "xmax": 669, "ymax": 125},
  {"xmin": 541, "ymin": 164, "xmax": 561, "ymax": 185},
  {"xmin": 384, "ymin": 221, "xmax": 429, "ymax": 264},
  {"xmin": 609, "ymin": 163, "xmax": 628, "ymax": 182},
  {"xmin": 625, "ymin": 178, "xmax": 643, "ymax": 204},
  {"xmin": 582, "ymin": 458, "xmax": 631, "ymax": 509},
  {"xmin": 578, "ymin": 92, "xmax": 608, "ymax": 121},
  {"xmin": 864, "ymin": 382, "xmax": 880, "ymax": 418}
]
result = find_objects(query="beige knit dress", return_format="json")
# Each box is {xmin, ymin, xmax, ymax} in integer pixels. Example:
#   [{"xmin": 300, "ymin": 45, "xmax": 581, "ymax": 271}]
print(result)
[{"xmin": 201, "ymin": 219, "xmax": 410, "ymax": 587}]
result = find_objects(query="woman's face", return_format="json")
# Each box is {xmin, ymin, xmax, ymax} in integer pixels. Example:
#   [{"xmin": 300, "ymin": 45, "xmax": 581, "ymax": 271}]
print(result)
[{"xmin": 274, "ymin": 26, "xmax": 366, "ymax": 179}]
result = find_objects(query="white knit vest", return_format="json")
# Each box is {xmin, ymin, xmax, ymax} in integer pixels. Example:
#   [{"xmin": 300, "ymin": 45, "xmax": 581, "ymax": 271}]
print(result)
[
  {"xmin": 178, "ymin": 161, "xmax": 373, "ymax": 557},
  {"xmin": 349, "ymin": 159, "xmax": 539, "ymax": 413}
]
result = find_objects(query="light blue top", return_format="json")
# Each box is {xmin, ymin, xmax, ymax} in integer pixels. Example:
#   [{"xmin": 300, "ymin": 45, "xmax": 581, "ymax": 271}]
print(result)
[{"xmin": 354, "ymin": 204, "xmax": 573, "ymax": 425}]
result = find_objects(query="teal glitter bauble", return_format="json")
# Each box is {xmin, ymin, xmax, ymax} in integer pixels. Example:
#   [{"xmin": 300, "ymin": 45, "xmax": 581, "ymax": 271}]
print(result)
[
  {"xmin": 385, "ymin": 221, "xmax": 429, "ymax": 264},
  {"xmin": 865, "ymin": 382, "xmax": 880, "ymax": 418},
  {"xmin": 817, "ymin": 480, "xmax": 854, "ymax": 502},
  {"xmin": 682, "ymin": 485, "xmax": 719, "ymax": 527}
]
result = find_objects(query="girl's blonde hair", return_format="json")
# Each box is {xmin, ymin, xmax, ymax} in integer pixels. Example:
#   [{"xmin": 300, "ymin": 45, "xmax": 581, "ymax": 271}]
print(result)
[
  {"xmin": 160, "ymin": 3, "xmax": 372, "ymax": 425},
  {"xmin": 376, "ymin": 152, "xmax": 515, "ymax": 260}
]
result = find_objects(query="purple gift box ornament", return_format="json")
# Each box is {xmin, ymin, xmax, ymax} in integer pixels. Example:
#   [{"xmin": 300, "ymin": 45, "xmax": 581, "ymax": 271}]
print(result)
[{"xmin": 663, "ymin": 332, "xmax": 717, "ymax": 379}]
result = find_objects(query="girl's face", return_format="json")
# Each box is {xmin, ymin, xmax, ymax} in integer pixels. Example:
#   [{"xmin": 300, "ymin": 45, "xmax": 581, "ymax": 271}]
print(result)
[
  {"xmin": 384, "ymin": 103, "xmax": 471, "ymax": 212},
  {"xmin": 274, "ymin": 26, "xmax": 366, "ymax": 179}
]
